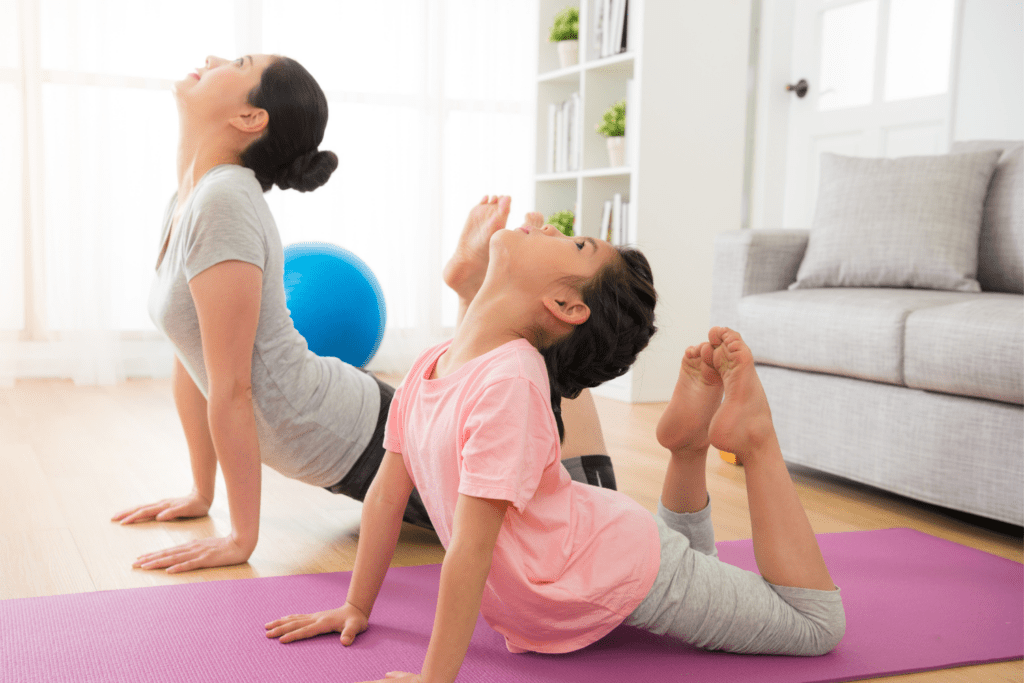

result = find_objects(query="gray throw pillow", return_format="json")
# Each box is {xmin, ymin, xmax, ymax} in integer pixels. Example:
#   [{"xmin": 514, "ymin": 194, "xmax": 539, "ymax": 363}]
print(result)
[{"xmin": 791, "ymin": 150, "xmax": 1002, "ymax": 292}]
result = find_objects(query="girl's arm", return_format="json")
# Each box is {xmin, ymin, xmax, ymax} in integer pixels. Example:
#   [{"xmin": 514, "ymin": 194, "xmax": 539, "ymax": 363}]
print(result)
[
  {"xmin": 112, "ymin": 356, "xmax": 217, "ymax": 524},
  {"xmin": 417, "ymin": 494, "xmax": 508, "ymax": 683},
  {"xmin": 265, "ymin": 450, "xmax": 414, "ymax": 644},
  {"xmin": 131, "ymin": 260, "xmax": 264, "ymax": 573}
]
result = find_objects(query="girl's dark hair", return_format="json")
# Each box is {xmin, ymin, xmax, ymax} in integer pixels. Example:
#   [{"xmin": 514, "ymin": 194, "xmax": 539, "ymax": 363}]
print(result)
[
  {"xmin": 541, "ymin": 247, "xmax": 658, "ymax": 441},
  {"xmin": 240, "ymin": 57, "xmax": 338, "ymax": 193}
]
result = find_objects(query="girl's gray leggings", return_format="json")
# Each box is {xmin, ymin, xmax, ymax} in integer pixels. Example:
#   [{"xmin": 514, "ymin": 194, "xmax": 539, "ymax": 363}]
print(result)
[{"xmin": 624, "ymin": 499, "xmax": 846, "ymax": 656}]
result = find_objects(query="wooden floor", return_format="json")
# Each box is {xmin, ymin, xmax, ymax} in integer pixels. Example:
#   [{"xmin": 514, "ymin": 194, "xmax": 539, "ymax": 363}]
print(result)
[{"xmin": 1, "ymin": 376, "xmax": 1021, "ymax": 682}]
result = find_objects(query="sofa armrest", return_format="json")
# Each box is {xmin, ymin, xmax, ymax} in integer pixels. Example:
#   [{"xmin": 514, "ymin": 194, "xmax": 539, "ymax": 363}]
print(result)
[{"xmin": 710, "ymin": 229, "xmax": 809, "ymax": 330}]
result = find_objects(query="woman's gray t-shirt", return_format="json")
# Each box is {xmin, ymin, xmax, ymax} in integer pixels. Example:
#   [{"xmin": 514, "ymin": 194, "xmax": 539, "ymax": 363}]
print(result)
[{"xmin": 148, "ymin": 164, "xmax": 378, "ymax": 487}]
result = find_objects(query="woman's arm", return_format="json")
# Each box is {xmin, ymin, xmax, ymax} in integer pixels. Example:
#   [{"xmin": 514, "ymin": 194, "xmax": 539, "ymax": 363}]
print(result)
[
  {"xmin": 131, "ymin": 260, "xmax": 264, "ymax": 573},
  {"xmin": 111, "ymin": 357, "xmax": 217, "ymax": 524},
  {"xmin": 265, "ymin": 450, "xmax": 414, "ymax": 644}
]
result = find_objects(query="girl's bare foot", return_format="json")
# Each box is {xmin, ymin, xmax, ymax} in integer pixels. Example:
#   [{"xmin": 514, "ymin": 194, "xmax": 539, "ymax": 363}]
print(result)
[
  {"xmin": 656, "ymin": 343, "xmax": 724, "ymax": 454},
  {"xmin": 442, "ymin": 195, "xmax": 511, "ymax": 300},
  {"xmin": 707, "ymin": 327, "xmax": 776, "ymax": 460}
]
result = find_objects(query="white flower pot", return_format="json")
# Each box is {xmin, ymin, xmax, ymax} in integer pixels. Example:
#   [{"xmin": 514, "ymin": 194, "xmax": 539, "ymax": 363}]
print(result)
[
  {"xmin": 606, "ymin": 136, "xmax": 625, "ymax": 167},
  {"xmin": 557, "ymin": 40, "xmax": 579, "ymax": 69}
]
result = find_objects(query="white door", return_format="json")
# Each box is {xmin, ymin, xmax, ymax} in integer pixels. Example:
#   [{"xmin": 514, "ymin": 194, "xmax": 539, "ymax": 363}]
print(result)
[{"xmin": 782, "ymin": 0, "xmax": 959, "ymax": 227}]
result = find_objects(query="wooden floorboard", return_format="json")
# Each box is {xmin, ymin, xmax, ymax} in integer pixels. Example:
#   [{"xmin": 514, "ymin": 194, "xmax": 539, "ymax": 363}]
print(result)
[{"xmin": 0, "ymin": 377, "xmax": 1020, "ymax": 681}]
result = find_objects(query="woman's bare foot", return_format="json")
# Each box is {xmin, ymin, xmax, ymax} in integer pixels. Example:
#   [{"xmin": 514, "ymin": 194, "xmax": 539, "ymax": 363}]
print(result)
[
  {"xmin": 656, "ymin": 343, "xmax": 724, "ymax": 454},
  {"xmin": 707, "ymin": 327, "xmax": 776, "ymax": 460},
  {"xmin": 442, "ymin": 195, "xmax": 511, "ymax": 300}
]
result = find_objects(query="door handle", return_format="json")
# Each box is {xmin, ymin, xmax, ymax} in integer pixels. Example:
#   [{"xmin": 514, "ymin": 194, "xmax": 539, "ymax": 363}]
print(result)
[{"xmin": 786, "ymin": 79, "xmax": 809, "ymax": 98}]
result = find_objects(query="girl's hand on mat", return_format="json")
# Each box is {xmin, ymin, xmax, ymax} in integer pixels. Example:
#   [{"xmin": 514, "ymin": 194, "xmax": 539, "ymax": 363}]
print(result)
[
  {"xmin": 111, "ymin": 491, "xmax": 212, "ymax": 525},
  {"xmin": 132, "ymin": 534, "xmax": 254, "ymax": 573},
  {"xmin": 264, "ymin": 602, "xmax": 369, "ymax": 645},
  {"xmin": 353, "ymin": 673, "xmax": 420, "ymax": 683}
]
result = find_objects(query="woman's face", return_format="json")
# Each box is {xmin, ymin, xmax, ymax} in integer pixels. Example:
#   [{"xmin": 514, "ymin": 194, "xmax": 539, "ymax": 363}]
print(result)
[{"xmin": 172, "ymin": 54, "xmax": 277, "ymax": 125}]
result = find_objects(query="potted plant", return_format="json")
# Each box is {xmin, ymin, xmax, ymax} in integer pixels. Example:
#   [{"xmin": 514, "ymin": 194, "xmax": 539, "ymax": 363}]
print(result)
[
  {"xmin": 547, "ymin": 210, "xmax": 575, "ymax": 236},
  {"xmin": 549, "ymin": 6, "xmax": 579, "ymax": 69},
  {"xmin": 596, "ymin": 99, "xmax": 626, "ymax": 167}
]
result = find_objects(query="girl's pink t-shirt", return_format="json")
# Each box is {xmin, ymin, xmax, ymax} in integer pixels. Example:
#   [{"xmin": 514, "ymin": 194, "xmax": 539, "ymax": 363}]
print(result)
[{"xmin": 383, "ymin": 338, "xmax": 661, "ymax": 654}]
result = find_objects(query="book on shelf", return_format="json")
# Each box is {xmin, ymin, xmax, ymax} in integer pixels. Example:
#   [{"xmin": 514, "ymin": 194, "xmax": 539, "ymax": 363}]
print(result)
[
  {"xmin": 599, "ymin": 200, "xmax": 612, "ymax": 242},
  {"xmin": 594, "ymin": 0, "xmax": 629, "ymax": 59},
  {"xmin": 547, "ymin": 92, "xmax": 581, "ymax": 174},
  {"xmin": 611, "ymin": 192, "xmax": 622, "ymax": 245},
  {"xmin": 598, "ymin": 194, "xmax": 632, "ymax": 245},
  {"xmin": 622, "ymin": 201, "xmax": 634, "ymax": 245}
]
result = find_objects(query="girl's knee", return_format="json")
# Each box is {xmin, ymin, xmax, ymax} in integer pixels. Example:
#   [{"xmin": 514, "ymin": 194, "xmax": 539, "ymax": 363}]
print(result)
[
  {"xmin": 772, "ymin": 584, "xmax": 846, "ymax": 656},
  {"xmin": 811, "ymin": 600, "xmax": 846, "ymax": 655},
  {"xmin": 794, "ymin": 592, "xmax": 846, "ymax": 656}
]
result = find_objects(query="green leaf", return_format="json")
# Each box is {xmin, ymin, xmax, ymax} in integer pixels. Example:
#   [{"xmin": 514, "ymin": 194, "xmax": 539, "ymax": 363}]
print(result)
[
  {"xmin": 546, "ymin": 210, "xmax": 575, "ymax": 236},
  {"xmin": 595, "ymin": 99, "xmax": 626, "ymax": 137},
  {"xmin": 549, "ymin": 6, "xmax": 580, "ymax": 42}
]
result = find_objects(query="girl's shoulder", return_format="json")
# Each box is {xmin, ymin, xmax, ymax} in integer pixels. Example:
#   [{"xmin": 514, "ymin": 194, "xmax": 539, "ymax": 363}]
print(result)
[
  {"xmin": 498, "ymin": 338, "xmax": 548, "ymax": 383},
  {"xmin": 467, "ymin": 339, "xmax": 549, "ymax": 396}
]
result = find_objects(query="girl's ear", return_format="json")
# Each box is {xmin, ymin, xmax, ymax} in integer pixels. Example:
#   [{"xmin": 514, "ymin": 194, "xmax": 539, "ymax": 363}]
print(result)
[
  {"xmin": 543, "ymin": 295, "xmax": 591, "ymax": 326},
  {"xmin": 229, "ymin": 107, "xmax": 269, "ymax": 135}
]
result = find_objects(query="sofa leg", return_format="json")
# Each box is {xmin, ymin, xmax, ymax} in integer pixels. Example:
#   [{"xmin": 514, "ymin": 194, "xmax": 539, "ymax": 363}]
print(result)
[{"xmin": 719, "ymin": 449, "xmax": 742, "ymax": 466}]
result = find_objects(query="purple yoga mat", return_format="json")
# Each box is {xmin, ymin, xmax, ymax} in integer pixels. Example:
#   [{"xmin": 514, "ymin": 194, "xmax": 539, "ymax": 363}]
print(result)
[{"xmin": 2, "ymin": 528, "xmax": 1021, "ymax": 682}]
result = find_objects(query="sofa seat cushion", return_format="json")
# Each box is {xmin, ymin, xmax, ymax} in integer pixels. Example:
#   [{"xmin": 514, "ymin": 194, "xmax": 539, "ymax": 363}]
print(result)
[
  {"xmin": 738, "ymin": 289, "xmax": 989, "ymax": 384},
  {"xmin": 904, "ymin": 294, "xmax": 1024, "ymax": 404}
]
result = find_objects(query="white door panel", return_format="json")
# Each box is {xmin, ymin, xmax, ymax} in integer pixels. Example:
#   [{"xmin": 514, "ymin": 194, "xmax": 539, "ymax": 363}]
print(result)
[{"xmin": 782, "ymin": 0, "xmax": 958, "ymax": 227}]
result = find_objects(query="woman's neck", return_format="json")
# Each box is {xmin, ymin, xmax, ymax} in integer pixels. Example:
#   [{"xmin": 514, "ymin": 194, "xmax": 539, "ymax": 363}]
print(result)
[{"xmin": 175, "ymin": 122, "xmax": 241, "ymax": 200}]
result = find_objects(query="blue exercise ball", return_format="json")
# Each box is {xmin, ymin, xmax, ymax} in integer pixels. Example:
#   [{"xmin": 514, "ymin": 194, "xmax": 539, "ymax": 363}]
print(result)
[{"xmin": 282, "ymin": 242, "xmax": 386, "ymax": 368}]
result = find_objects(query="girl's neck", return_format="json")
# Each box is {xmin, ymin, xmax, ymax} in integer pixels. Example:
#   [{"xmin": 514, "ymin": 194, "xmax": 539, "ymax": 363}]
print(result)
[{"xmin": 436, "ymin": 287, "xmax": 537, "ymax": 379}]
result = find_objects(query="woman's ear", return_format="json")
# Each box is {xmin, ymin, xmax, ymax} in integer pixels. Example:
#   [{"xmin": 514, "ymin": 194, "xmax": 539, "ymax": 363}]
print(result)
[
  {"xmin": 229, "ymin": 108, "xmax": 269, "ymax": 135},
  {"xmin": 543, "ymin": 295, "xmax": 591, "ymax": 326}
]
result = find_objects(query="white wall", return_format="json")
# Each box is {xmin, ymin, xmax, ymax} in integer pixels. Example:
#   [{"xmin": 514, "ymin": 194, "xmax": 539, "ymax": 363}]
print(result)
[
  {"xmin": 954, "ymin": 0, "xmax": 1024, "ymax": 141},
  {"xmin": 749, "ymin": 0, "xmax": 794, "ymax": 230},
  {"xmin": 628, "ymin": 0, "xmax": 752, "ymax": 401}
]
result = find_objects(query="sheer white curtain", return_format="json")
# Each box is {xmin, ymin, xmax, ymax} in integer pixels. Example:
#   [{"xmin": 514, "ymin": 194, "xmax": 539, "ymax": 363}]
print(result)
[{"xmin": 1, "ymin": 0, "xmax": 536, "ymax": 385}]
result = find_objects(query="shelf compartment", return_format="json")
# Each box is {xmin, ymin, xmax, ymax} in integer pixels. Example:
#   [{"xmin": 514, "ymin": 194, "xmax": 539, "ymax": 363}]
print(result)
[
  {"xmin": 537, "ymin": 64, "xmax": 582, "ymax": 84},
  {"xmin": 582, "ymin": 52, "xmax": 635, "ymax": 74},
  {"xmin": 534, "ymin": 178, "xmax": 578, "ymax": 227}
]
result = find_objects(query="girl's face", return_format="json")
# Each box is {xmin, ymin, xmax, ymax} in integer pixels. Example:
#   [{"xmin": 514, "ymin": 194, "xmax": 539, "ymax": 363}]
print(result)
[
  {"xmin": 497, "ymin": 223, "xmax": 617, "ymax": 287},
  {"xmin": 172, "ymin": 54, "xmax": 276, "ymax": 124}
]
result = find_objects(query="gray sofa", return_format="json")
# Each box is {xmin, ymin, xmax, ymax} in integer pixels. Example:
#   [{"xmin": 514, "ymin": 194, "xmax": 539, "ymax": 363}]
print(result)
[{"xmin": 711, "ymin": 141, "xmax": 1023, "ymax": 526}]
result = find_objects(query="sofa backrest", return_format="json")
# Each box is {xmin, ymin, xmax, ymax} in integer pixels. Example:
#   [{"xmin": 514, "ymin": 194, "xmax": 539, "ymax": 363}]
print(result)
[{"xmin": 951, "ymin": 140, "xmax": 1023, "ymax": 293}]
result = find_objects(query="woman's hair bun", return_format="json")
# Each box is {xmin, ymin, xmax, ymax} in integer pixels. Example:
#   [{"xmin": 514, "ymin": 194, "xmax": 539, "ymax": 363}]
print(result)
[{"xmin": 274, "ymin": 149, "xmax": 339, "ymax": 192}]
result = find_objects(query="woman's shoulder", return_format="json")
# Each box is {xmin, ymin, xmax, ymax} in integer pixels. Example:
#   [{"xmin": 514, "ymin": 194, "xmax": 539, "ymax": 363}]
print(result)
[{"xmin": 192, "ymin": 165, "xmax": 266, "ymax": 210}]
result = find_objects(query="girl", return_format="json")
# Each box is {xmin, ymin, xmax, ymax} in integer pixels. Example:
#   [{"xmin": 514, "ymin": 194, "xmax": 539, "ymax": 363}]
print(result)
[
  {"xmin": 265, "ymin": 222, "xmax": 846, "ymax": 682},
  {"xmin": 113, "ymin": 54, "xmax": 618, "ymax": 573}
]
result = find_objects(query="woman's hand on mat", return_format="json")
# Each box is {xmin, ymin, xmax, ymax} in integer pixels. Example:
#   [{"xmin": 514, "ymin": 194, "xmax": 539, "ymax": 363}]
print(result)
[
  {"xmin": 111, "ymin": 490, "xmax": 212, "ymax": 525},
  {"xmin": 132, "ymin": 534, "xmax": 254, "ymax": 573},
  {"xmin": 264, "ymin": 602, "xmax": 369, "ymax": 645}
]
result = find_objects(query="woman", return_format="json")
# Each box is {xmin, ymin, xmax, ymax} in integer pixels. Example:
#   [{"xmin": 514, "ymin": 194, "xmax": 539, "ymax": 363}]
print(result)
[{"xmin": 113, "ymin": 55, "xmax": 618, "ymax": 573}]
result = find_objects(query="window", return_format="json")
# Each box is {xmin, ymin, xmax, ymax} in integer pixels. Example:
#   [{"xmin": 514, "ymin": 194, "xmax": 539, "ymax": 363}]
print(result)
[{"xmin": 5, "ymin": 0, "xmax": 535, "ymax": 381}]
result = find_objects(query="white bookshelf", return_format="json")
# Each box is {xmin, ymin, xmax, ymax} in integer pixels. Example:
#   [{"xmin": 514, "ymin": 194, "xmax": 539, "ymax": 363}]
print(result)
[{"xmin": 533, "ymin": 0, "xmax": 753, "ymax": 403}]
